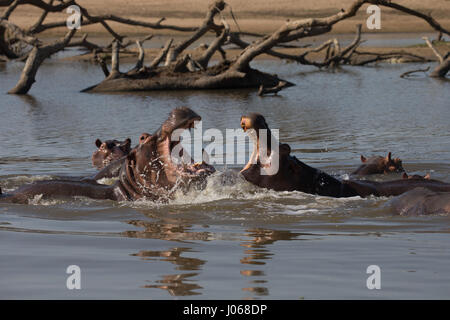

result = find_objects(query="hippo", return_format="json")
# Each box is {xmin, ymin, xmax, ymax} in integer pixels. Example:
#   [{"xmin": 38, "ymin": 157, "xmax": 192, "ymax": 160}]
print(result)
[
  {"xmin": 0, "ymin": 107, "xmax": 214, "ymax": 204},
  {"xmin": 239, "ymin": 113, "xmax": 359, "ymax": 197},
  {"xmin": 89, "ymin": 133, "xmax": 152, "ymax": 181},
  {"xmin": 389, "ymin": 187, "xmax": 450, "ymax": 215},
  {"xmin": 239, "ymin": 113, "xmax": 450, "ymax": 198},
  {"xmin": 92, "ymin": 138, "xmax": 131, "ymax": 169},
  {"xmin": 352, "ymin": 152, "xmax": 404, "ymax": 175}
]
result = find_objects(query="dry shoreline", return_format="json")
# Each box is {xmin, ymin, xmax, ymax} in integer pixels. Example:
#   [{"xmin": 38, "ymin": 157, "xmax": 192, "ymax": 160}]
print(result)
[
  {"xmin": 5, "ymin": 0, "xmax": 450, "ymax": 37},
  {"xmin": 4, "ymin": 0, "xmax": 450, "ymax": 64}
]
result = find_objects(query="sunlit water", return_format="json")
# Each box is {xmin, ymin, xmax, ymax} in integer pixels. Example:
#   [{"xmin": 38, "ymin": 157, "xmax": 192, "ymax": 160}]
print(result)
[{"xmin": 0, "ymin": 49, "xmax": 449, "ymax": 299}]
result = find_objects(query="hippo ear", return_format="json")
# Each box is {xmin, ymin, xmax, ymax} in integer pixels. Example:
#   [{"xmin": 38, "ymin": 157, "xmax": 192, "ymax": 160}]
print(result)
[
  {"xmin": 279, "ymin": 143, "xmax": 291, "ymax": 155},
  {"xmin": 360, "ymin": 155, "xmax": 367, "ymax": 163},
  {"xmin": 139, "ymin": 133, "xmax": 151, "ymax": 144},
  {"xmin": 386, "ymin": 152, "xmax": 392, "ymax": 162},
  {"xmin": 402, "ymin": 172, "xmax": 408, "ymax": 179},
  {"xmin": 424, "ymin": 173, "xmax": 431, "ymax": 180},
  {"xmin": 95, "ymin": 139, "xmax": 102, "ymax": 148},
  {"xmin": 123, "ymin": 138, "xmax": 131, "ymax": 148}
]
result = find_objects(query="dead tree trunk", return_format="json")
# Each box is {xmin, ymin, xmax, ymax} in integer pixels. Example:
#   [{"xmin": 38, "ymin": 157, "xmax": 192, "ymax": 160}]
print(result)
[
  {"xmin": 148, "ymin": 39, "xmax": 173, "ymax": 70},
  {"xmin": 4, "ymin": 0, "xmax": 447, "ymax": 95},
  {"xmin": 164, "ymin": 0, "xmax": 226, "ymax": 66},
  {"xmin": 83, "ymin": 0, "xmax": 450, "ymax": 93},
  {"xmin": 196, "ymin": 19, "xmax": 229, "ymax": 69},
  {"xmin": 258, "ymin": 81, "xmax": 290, "ymax": 96},
  {"xmin": 8, "ymin": 29, "xmax": 76, "ymax": 94},
  {"xmin": 422, "ymin": 37, "xmax": 450, "ymax": 78}
]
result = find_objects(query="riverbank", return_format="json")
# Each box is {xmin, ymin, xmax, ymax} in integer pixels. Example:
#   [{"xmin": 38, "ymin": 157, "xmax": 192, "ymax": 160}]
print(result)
[{"xmin": 5, "ymin": 0, "xmax": 450, "ymax": 36}]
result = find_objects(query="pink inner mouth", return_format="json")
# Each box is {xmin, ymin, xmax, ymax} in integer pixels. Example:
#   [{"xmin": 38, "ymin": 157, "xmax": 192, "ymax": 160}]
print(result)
[{"xmin": 158, "ymin": 120, "xmax": 215, "ymax": 179}]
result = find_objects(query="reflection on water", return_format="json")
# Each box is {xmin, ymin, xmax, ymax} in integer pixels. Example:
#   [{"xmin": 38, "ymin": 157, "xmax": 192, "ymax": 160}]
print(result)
[
  {"xmin": 124, "ymin": 219, "xmax": 211, "ymax": 242},
  {"xmin": 143, "ymin": 273, "xmax": 203, "ymax": 296},
  {"xmin": 126, "ymin": 219, "xmax": 206, "ymax": 296},
  {"xmin": 133, "ymin": 247, "xmax": 205, "ymax": 271},
  {"xmin": 133, "ymin": 247, "xmax": 205, "ymax": 296},
  {"xmin": 239, "ymin": 229, "xmax": 303, "ymax": 297},
  {"xmin": 1, "ymin": 56, "xmax": 450, "ymax": 299},
  {"xmin": 123, "ymin": 219, "xmax": 306, "ymax": 297}
]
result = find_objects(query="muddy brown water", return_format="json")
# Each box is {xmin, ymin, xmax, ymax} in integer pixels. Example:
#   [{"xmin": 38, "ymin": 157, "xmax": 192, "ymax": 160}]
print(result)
[{"xmin": 0, "ymin": 49, "xmax": 449, "ymax": 299}]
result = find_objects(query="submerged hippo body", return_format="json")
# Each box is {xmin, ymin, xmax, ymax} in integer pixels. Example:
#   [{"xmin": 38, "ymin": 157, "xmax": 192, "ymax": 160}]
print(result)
[
  {"xmin": 343, "ymin": 178, "xmax": 450, "ymax": 197},
  {"xmin": 0, "ymin": 108, "xmax": 214, "ymax": 204},
  {"xmin": 239, "ymin": 113, "xmax": 450, "ymax": 198},
  {"xmin": 352, "ymin": 153, "xmax": 404, "ymax": 175},
  {"xmin": 389, "ymin": 187, "xmax": 450, "ymax": 215},
  {"xmin": 402, "ymin": 172, "xmax": 431, "ymax": 180},
  {"xmin": 0, "ymin": 179, "xmax": 120, "ymax": 203}
]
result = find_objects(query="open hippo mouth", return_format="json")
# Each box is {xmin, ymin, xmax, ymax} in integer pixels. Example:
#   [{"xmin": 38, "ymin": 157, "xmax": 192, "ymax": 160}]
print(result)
[
  {"xmin": 240, "ymin": 113, "xmax": 283, "ymax": 175},
  {"xmin": 118, "ymin": 107, "xmax": 215, "ymax": 201},
  {"xmin": 155, "ymin": 107, "xmax": 215, "ymax": 182},
  {"xmin": 238, "ymin": 112, "xmax": 348, "ymax": 195}
]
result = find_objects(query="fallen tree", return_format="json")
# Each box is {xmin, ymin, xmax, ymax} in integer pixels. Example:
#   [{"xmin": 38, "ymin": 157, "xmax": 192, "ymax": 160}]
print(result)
[
  {"xmin": 400, "ymin": 37, "xmax": 450, "ymax": 78},
  {"xmin": 0, "ymin": 0, "xmax": 214, "ymax": 93},
  {"xmin": 8, "ymin": 29, "xmax": 75, "ymax": 94},
  {"xmin": 83, "ymin": 0, "xmax": 450, "ymax": 93},
  {"xmin": 2, "ymin": 0, "xmax": 449, "ymax": 94},
  {"xmin": 422, "ymin": 37, "xmax": 450, "ymax": 78}
]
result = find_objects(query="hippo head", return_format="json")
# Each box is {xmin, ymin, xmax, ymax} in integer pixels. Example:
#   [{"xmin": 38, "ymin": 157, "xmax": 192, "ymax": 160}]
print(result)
[
  {"xmin": 354, "ymin": 152, "xmax": 404, "ymax": 175},
  {"xmin": 92, "ymin": 138, "xmax": 131, "ymax": 169},
  {"xmin": 118, "ymin": 107, "xmax": 215, "ymax": 201},
  {"xmin": 239, "ymin": 113, "xmax": 302, "ymax": 191}
]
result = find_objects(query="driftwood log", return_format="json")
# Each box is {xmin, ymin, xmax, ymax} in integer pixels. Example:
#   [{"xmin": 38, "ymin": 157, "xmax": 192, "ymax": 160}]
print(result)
[
  {"xmin": 8, "ymin": 29, "xmax": 76, "ymax": 94},
  {"xmin": 422, "ymin": 37, "xmax": 450, "ymax": 78},
  {"xmin": 82, "ymin": 0, "xmax": 450, "ymax": 93},
  {"xmin": 0, "ymin": 0, "xmax": 210, "ymax": 93},
  {"xmin": 1, "ymin": 0, "xmax": 449, "ymax": 95},
  {"xmin": 400, "ymin": 37, "xmax": 450, "ymax": 79}
]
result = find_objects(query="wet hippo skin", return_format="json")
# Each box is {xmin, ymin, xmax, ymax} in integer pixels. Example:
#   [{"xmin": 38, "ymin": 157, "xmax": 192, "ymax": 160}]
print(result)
[
  {"xmin": 389, "ymin": 187, "xmax": 450, "ymax": 215},
  {"xmin": 351, "ymin": 152, "xmax": 404, "ymax": 175},
  {"xmin": 239, "ymin": 112, "xmax": 450, "ymax": 198},
  {"xmin": 91, "ymin": 138, "xmax": 131, "ymax": 169},
  {"xmin": 0, "ymin": 107, "xmax": 214, "ymax": 204},
  {"xmin": 88, "ymin": 133, "xmax": 152, "ymax": 181}
]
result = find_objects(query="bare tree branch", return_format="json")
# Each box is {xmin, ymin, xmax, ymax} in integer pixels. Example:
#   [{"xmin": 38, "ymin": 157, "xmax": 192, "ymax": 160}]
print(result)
[
  {"xmin": 0, "ymin": 0, "xmax": 75, "ymax": 11},
  {"xmin": 258, "ymin": 81, "xmax": 291, "ymax": 96},
  {"xmin": 27, "ymin": 0, "xmax": 54, "ymax": 33},
  {"xmin": 196, "ymin": 18, "xmax": 229, "ymax": 69},
  {"xmin": 94, "ymin": 49, "xmax": 109, "ymax": 77},
  {"xmin": 67, "ymin": 33, "xmax": 102, "ymax": 52},
  {"xmin": 8, "ymin": 28, "xmax": 76, "ymax": 94},
  {"xmin": 148, "ymin": 38, "xmax": 173, "ymax": 69},
  {"xmin": 422, "ymin": 36, "xmax": 443, "ymax": 63},
  {"xmin": 231, "ymin": 0, "xmax": 450, "ymax": 72},
  {"xmin": 164, "ymin": 0, "xmax": 226, "ymax": 65},
  {"xmin": 108, "ymin": 39, "xmax": 120, "ymax": 78},
  {"xmin": 1, "ymin": 0, "xmax": 19, "ymax": 20},
  {"xmin": 422, "ymin": 36, "xmax": 450, "ymax": 78},
  {"xmin": 400, "ymin": 66, "xmax": 430, "ymax": 78}
]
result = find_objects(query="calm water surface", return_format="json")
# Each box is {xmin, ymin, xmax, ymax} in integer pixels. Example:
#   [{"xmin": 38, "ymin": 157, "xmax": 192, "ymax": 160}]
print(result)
[{"xmin": 0, "ymin": 51, "xmax": 449, "ymax": 299}]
